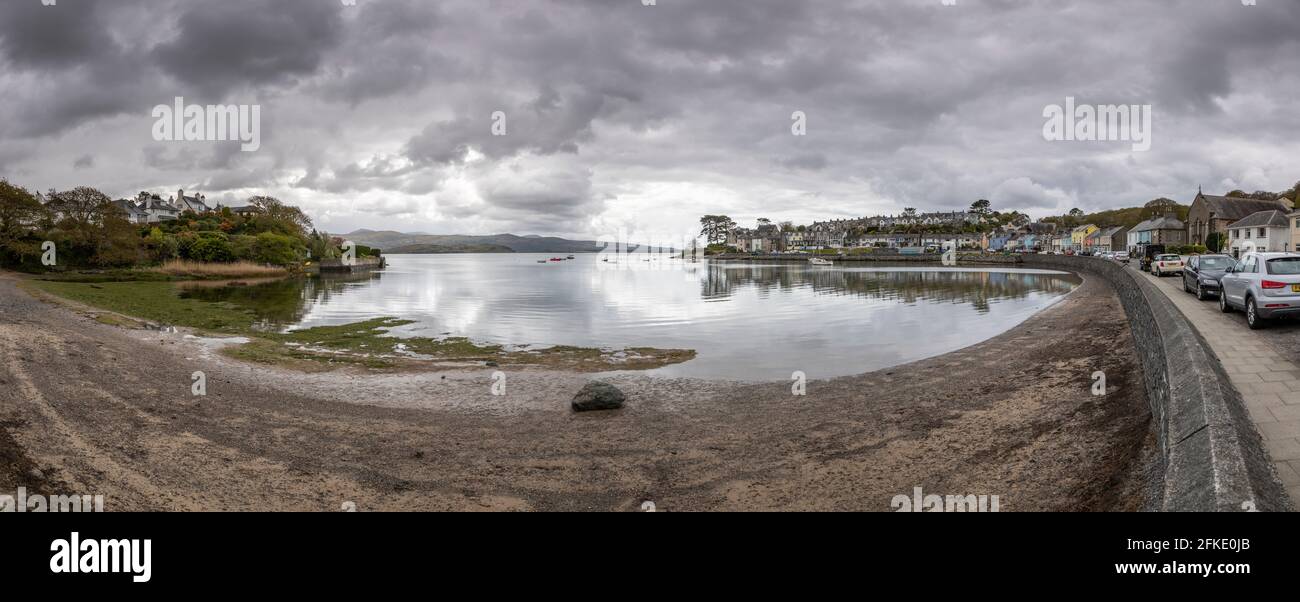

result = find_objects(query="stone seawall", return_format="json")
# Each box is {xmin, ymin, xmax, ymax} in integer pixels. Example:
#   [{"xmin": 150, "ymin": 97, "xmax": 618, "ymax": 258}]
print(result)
[
  {"xmin": 1024, "ymin": 255, "xmax": 1292, "ymax": 511},
  {"xmin": 710, "ymin": 252, "xmax": 1021, "ymax": 264}
]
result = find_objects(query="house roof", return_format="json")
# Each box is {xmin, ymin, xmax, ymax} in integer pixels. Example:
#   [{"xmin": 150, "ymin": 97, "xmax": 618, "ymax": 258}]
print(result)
[
  {"xmin": 1132, "ymin": 215, "xmax": 1185, "ymax": 232},
  {"xmin": 1226, "ymin": 209, "xmax": 1289, "ymax": 230},
  {"xmin": 179, "ymin": 195, "xmax": 211, "ymax": 213},
  {"xmin": 1071, "ymin": 224, "xmax": 1096, "ymax": 233},
  {"xmin": 111, "ymin": 200, "xmax": 148, "ymax": 216},
  {"xmin": 1096, "ymin": 226, "xmax": 1127, "ymax": 238},
  {"xmin": 1196, "ymin": 194, "xmax": 1289, "ymax": 221}
]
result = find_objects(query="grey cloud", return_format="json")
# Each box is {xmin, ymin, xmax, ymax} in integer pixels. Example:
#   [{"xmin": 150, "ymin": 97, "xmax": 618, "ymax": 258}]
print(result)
[
  {"xmin": 3, "ymin": 0, "xmax": 1300, "ymax": 237},
  {"xmin": 151, "ymin": 0, "xmax": 343, "ymax": 96}
]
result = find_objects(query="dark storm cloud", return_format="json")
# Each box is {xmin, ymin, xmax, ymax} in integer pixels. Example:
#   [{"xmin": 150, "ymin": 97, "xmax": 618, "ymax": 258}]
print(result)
[
  {"xmin": 3, "ymin": 0, "xmax": 1300, "ymax": 236},
  {"xmin": 0, "ymin": 0, "xmax": 116, "ymax": 69},
  {"xmin": 151, "ymin": 0, "xmax": 343, "ymax": 96}
]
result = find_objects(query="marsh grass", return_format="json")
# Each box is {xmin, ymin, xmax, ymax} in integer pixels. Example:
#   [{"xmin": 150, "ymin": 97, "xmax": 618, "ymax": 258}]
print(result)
[{"xmin": 154, "ymin": 259, "xmax": 287, "ymax": 279}]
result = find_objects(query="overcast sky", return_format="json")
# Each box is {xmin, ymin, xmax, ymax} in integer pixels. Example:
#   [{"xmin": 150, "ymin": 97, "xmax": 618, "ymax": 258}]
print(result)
[{"xmin": 2, "ymin": 0, "xmax": 1298, "ymax": 240}]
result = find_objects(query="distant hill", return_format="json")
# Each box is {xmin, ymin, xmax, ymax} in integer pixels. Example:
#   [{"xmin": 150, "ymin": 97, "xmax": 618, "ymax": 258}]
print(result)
[
  {"xmin": 385, "ymin": 243, "xmax": 514, "ymax": 254},
  {"xmin": 1041, "ymin": 199, "xmax": 1190, "ymax": 229},
  {"xmin": 342, "ymin": 230, "xmax": 609, "ymax": 254}
]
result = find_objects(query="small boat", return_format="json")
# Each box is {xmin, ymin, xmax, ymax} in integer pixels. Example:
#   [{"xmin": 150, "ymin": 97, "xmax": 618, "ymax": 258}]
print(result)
[
  {"xmin": 550, "ymin": 257, "xmax": 564, "ymax": 262},
  {"xmin": 566, "ymin": 255, "xmax": 575, "ymax": 260},
  {"xmin": 537, "ymin": 259, "xmax": 548, "ymax": 263},
  {"xmin": 809, "ymin": 257, "xmax": 833, "ymax": 266}
]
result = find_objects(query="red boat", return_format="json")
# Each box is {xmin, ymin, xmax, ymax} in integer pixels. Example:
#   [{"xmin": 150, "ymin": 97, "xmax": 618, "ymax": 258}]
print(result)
[{"xmin": 549, "ymin": 257, "xmax": 564, "ymax": 262}]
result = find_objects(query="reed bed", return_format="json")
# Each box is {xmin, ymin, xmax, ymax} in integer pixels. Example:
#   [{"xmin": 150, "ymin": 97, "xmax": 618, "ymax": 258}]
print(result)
[{"xmin": 152, "ymin": 259, "xmax": 287, "ymax": 278}]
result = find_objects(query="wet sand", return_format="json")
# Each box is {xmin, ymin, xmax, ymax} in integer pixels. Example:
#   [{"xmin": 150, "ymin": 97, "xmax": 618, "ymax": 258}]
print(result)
[{"xmin": 0, "ymin": 270, "xmax": 1156, "ymax": 511}]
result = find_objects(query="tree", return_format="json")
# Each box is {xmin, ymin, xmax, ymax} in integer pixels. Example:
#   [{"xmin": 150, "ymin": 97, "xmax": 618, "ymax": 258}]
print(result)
[
  {"xmin": 756, "ymin": 217, "xmax": 772, "ymax": 227},
  {"xmin": 698, "ymin": 215, "xmax": 736, "ymax": 245},
  {"xmin": 969, "ymin": 199, "xmax": 991, "ymax": 215},
  {"xmin": 0, "ymin": 180, "xmax": 47, "ymax": 266},
  {"xmin": 248, "ymin": 195, "xmax": 312, "ymax": 237},
  {"xmin": 252, "ymin": 232, "xmax": 303, "ymax": 266},
  {"xmin": 46, "ymin": 186, "xmax": 113, "ymax": 226},
  {"xmin": 0, "ymin": 180, "xmax": 46, "ymax": 234},
  {"xmin": 92, "ymin": 210, "xmax": 144, "ymax": 267},
  {"xmin": 1205, "ymin": 232, "xmax": 1225, "ymax": 253},
  {"xmin": 1142, "ymin": 197, "xmax": 1178, "ymax": 218}
]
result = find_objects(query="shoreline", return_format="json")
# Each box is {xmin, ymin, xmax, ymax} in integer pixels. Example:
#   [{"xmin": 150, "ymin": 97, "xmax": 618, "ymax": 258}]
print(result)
[{"xmin": 0, "ymin": 268, "xmax": 1157, "ymax": 510}]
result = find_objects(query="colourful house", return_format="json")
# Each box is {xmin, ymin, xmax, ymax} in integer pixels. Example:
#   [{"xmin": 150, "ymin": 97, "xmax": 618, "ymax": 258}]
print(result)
[{"xmin": 1070, "ymin": 224, "xmax": 1098, "ymax": 250}]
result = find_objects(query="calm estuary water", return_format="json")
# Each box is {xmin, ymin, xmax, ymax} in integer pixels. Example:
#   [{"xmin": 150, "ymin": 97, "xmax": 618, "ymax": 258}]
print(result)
[{"xmin": 179, "ymin": 254, "xmax": 1079, "ymax": 381}]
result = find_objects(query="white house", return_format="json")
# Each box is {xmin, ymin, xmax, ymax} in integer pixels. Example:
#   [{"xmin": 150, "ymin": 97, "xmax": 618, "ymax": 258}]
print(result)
[{"xmin": 1227, "ymin": 209, "xmax": 1291, "ymax": 257}]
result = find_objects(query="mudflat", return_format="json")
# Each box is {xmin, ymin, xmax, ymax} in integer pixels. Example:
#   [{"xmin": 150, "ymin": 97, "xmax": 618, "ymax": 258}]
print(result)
[{"xmin": 0, "ymin": 270, "xmax": 1154, "ymax": 511}]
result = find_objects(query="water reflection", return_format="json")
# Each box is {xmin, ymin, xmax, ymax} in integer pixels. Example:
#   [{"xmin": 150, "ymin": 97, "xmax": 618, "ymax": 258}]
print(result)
[
  {"xmin": 174, "ymin": 255, "xmax": 1079, "ymax": 380},
  {"xmin": 177, "ymin": 272, "xmax": 384, "ymax": 331},
  {"xmin": 700, "ymin": 262, "xmax": 1078, "ymax": 313}
]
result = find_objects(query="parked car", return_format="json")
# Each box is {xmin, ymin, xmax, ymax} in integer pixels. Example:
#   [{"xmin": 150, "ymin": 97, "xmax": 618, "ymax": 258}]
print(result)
[
  {"xmin": 1139, "ymin": 244, "xmax": 1166, "ymax": 271},
  {"xmin": 1113, "ymin": 251, "xmax": 1130, "ymax": 264},
  {"xmin": 1181, "ymin": 254, "xmax": 1233, "ymax": 300},
  {"xmin": 1219, "ymin": 252, "xmax": 1300, "ymax": 329},
  {"xmin": 1151, "ymin": 254, "xmax": 1184, "ymax": 277}
]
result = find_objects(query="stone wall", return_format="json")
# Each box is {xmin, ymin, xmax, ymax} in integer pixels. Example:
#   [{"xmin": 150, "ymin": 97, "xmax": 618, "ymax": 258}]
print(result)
[{"xmin": 1023, "ymin": 255, "xmax": 1292, "ymax": 511}]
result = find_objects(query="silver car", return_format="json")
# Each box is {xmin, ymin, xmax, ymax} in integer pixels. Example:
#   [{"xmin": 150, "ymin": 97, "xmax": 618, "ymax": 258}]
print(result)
[{"xmin": 1219, "ymin": 252, "xmax": 1300, "ymax": 329}]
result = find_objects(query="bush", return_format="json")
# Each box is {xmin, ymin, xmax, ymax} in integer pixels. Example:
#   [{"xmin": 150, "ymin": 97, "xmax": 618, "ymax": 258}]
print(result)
[
  {"xmin": 229, "ymin": 235, "xmax": 257, "ymax": 261},
  {"xmin": 252, "ymin": 232, "xmax": 302, "ymax": 266},
  {"xmin": 188, "ymin": 236, "xmax": 236, "ymax": 263}
]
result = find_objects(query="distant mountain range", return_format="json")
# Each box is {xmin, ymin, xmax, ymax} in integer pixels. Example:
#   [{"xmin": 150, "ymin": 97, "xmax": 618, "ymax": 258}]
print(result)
[{"xmin": 342, "ymin": 230, "xmax": 611, "ymax": 254}]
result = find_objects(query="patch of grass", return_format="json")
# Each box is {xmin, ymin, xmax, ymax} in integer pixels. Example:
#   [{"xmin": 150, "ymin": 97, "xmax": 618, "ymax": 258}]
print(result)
[
  {"xmin": 35, "ymin": 270, "xmax": 177, "ymax": 283},
  {"xmin": 27, "ymin": 281, "xmax": 260, "ymax": 334},
  {"xmin": 221, "ymin": 339, "xmax": 398, "ymax": 372}
]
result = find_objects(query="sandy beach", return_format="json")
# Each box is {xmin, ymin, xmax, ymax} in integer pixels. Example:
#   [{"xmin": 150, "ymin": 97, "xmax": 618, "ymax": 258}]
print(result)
[{"xmin": 0, "ymin": 270, "xmax": 1156, "ymax": 511}]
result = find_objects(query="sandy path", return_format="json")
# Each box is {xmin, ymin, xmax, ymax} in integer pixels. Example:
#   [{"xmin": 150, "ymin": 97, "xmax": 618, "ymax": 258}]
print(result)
[{"xmin": 0, "ymin": 270, "xmax": 1155, "ymax": 511}]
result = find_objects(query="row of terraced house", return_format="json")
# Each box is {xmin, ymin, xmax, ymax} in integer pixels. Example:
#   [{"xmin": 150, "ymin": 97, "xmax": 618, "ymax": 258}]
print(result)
[
  {"xmin": 728, "ymin": 211, "xmax": 989, "ymax": 252},
  {"xmin": 726, "ymin": 190, "xmax": 1299, "ymax": 256}
]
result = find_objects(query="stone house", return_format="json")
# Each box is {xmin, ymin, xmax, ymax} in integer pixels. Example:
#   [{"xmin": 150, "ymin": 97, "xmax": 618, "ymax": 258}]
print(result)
[{"xmin": 1186, "ymin": 191, "xmax": 1291, "ymax": 248}]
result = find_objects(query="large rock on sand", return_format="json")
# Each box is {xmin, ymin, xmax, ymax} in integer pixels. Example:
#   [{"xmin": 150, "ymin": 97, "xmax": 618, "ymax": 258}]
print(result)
[{"xmin": 571, "ymin": 382, "xmax": 626, "ymax": 412}]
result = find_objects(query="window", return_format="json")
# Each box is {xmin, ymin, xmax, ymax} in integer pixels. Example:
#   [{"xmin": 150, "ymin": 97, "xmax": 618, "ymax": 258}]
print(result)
[
  {"xmin": 1258, "ymin": 228, "xmax": 1265, "ymax": 238},
  {"xmin": 1243, "ymin": 256, "xmax": 1258, "ymax": 273},
  {"xmin": 1267, "ymin": 258, "xmax": 1300, "ymax": 275},
  {"xmin": 1200, "ymin": 257, "xmax": 1232, "ymax": 270}
]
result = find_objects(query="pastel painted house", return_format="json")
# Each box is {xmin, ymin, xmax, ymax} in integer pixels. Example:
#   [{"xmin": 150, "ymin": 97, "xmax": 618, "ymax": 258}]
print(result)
[
  {"xmin": 1070, "ymin": 224, "xmax": 1098, "ymax": 251},
  {"xmin": 1127, "ymin": 215, "xmax": 1186, "ymax": 253}
]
